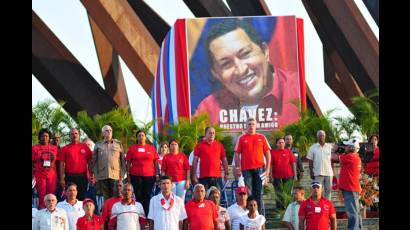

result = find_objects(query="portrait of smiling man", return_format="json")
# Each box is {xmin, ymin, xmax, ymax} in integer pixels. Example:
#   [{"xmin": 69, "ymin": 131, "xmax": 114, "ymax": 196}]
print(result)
[{"xmin": 190, "ymin": 17, "xmax": 301, "ymax": 131}]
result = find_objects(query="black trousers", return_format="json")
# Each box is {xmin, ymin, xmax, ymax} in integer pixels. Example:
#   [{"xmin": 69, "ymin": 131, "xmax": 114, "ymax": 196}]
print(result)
[
  {"xmin": 65, "ymin": 173, "xmax": 88, "ymax": 200},
  {"xmin": 130, "ymin": 175, "xmax": 156, "ymax": 215}
]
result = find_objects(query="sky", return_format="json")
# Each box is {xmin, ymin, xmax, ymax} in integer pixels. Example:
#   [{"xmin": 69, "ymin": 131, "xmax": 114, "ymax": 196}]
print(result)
[{"xmin": 32, "ymin": 0, "xmax": 378, "ymax": 125}]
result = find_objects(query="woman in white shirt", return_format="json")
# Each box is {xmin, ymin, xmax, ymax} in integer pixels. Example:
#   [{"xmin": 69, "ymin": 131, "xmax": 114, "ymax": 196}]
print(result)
[{"xmin": 240, "ymin": 196, "xmax": 266, "ymax": 230}]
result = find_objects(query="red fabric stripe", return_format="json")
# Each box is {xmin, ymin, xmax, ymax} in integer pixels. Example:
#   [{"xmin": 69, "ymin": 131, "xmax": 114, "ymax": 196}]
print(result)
[
  {"xmin": 269, "ymin": 16, "xmax": 298, "ymax": 72},
  {"xmin": 155, "ymin": 60, "xmax": 163, "ymax": 132},
  {"xmin": 174, "ymin": 19, "xmax": 190, "ymax": 118},
  {"xmin": 296, "ymin": 18, "xmax": 307, "ymax": 111},
  {"xmin": 162, "ymin": 38, "xmax": 169, "ymax": 128}
]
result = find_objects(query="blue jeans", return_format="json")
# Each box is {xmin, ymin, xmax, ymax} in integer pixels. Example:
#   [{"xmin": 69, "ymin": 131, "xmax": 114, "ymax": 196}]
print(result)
[
  {"xmin": 172, "ymin": 180, "xmax": 186, "ymax": 200},
  {"xmin": 342, "ymin": 190, "xmax": 362, "ymax": 230},
  {"xmin": 242, "ymin": 167, "xmax": 264, "ymax": 211}
]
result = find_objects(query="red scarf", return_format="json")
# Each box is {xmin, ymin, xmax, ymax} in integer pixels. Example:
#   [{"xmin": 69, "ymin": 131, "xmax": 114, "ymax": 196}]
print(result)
[{"xmin": 160, "ymin": 193, "xmax": 175, "ymax": 211}]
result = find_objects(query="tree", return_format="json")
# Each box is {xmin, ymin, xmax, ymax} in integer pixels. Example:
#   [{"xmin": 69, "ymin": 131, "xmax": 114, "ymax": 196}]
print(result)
[
  {"xmin": 277, "ymin": 108, "xmax": 339, "ymax": 157},
  {"xmin": 76, "ymin": 107, "xmax": 138, "ymax": 151},
  {"xmin": 161, "ymin": 113, "xmax": 209, "ymax": 155},
  {"xmin": 349, "ymin": 90, "xmax": 379, "ymax": 139},
  {"xmin": 32, "ymin": 100, "xmax": 77, "ymax": 145}
]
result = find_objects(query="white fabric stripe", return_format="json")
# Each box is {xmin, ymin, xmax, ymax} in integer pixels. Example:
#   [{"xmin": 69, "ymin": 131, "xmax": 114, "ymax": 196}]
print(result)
[{"xmin": 168, "ymin": 27, "xmax": 178, "ymax": 124}]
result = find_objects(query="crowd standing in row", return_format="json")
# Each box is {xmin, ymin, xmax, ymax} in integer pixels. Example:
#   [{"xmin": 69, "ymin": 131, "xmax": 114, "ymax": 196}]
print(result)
[{"xmin": 32, "ymin": 117, "xmax": 379, "ymax": 230}]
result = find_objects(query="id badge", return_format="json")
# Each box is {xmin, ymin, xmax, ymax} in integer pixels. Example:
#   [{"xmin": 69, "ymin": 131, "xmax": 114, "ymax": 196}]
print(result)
[
  {"xmin": 43, "ymin": 160, "xmax": 51, "ymax": 167},
  {"xmin": 138, "ymin": 148, "xmax": 145, "ymax": 152},
  {"xmin": 315, "ymin": 207, "xmax": 321, "ymax": 213}
]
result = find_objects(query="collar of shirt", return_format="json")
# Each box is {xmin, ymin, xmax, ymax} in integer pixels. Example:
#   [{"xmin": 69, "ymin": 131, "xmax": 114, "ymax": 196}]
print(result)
[{"xmin": 121, "ymin": 199, "xmax": 136, "ymax": 205}]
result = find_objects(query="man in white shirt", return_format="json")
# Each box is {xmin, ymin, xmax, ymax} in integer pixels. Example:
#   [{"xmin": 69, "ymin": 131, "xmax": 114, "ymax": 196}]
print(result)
[
  {"xmin": 306, "ymin": 130, "xmax": 335, "ymax": 200},
  {"xmin": 282, "ymin": 186, "xmax": 306, "ymax": 230},
  {"xmin": 33, "ymin": 193, "xmax": 69, "ymax": 230},
  {"xmin": 148, "ymin": 175, "xmax": 187, "ymax": 230},
  {"xmin": 56, "ymin": 183, "xmax": 84, "ymax": 230},
  {"xmin": 110, "ymin": 183, "xmax": 146, "ymax": 230},
  {"xmin": 228, "ymin": 186, "xmax": 249, "ymax": 230}
]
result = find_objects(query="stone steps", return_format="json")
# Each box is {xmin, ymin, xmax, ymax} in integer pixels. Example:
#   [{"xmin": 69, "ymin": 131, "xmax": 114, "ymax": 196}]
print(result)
[{"xmin": 224, "ymin": 163, "xmax": 378, "ymax": 229}]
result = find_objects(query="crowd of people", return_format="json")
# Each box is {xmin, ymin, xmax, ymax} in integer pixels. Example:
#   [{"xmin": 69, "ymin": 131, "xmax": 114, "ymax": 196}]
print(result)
[{"xmin": 32, "ymin": 117, "xmax": 379, "ymax": 230}]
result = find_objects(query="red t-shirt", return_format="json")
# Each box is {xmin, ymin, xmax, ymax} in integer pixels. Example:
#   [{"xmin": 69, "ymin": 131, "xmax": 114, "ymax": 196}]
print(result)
[
  {"xmin": 234, "ymin": 133, "xmax": 271, "ymax": 170},
  {"xmin": 365, "ymin": 148, "xmax": 379, "ymax": 176},
  {"xmin": 299, "ymin": 197, "xmax": 336, "ymax": 230},
  {"xmin": 76, "ymin": 214, "xmax": 104, "ymax": 230},
  {"xmin": 101, "ymin": 197, "xmax": 122, "ymax": 222},
  {"xmin": 270, "ymin": 148, "xmax": 296, "ymax": 179},
  {"xmin": 162, "ymin": 153, "xmax": 190, "ymax": 182},
  {"xmin": 194, "ymin": 141, "xmax": 226, "ymax": 178},
  {"xmin": 32, "ymin": 144, "xmax": 59, "ymax": 178},
  {"xmin": 58, "ymin": 143, "xmax": 92, "ymax": 174},
  {"xmin": 339, "ymin": 153, "xmax": 361, "ymax": 192},
  {"xmin": 185, "ymin": 199, "xmax": 218, "ymax": 230},
  {"xmin": 126, "ymin": 144, "xmax": 159, "ymax": 176}
]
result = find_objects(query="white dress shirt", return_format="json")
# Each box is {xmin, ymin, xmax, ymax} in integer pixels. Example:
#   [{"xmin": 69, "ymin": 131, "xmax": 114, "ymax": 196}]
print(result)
[
  {"xmin": 33, "ymin": 208, "xmax": 69, "ymax": 230},
  {"xmin": 307, "ymin": 143, "xmax": 334, "ymax": 177},
  {"xmin": 56, "ymin": 199, "xmax": 84, "ymax": 230},
  {"xmin": 147, "ymin": 192, "xmax": 187, "ymax": 230}
]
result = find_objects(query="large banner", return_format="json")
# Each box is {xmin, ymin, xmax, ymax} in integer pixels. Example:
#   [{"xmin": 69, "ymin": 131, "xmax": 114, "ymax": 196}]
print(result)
[
  {"xmin": 152, "ymin": 16, "xmax": 305, "ymax": 135},
  {"xmin": 187, "ymin": 16, "xmax": 304, "ymax": 131}
]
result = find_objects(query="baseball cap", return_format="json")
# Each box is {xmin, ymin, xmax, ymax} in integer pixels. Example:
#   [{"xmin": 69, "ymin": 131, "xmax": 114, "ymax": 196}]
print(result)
[
  {"xmin": 343, "ymin": 138, "xmax": 360, "ymax": 149},
  {"xmin": 83, "ymin": 198, "xmax": 94, "ymax": 207},
  {"xmin": 311, "ymin": 181, "xmax": 322, "ymax": 188},
  {"xmin": 236, "ymin": 186, "xmax": 248, "ymax": 194}
]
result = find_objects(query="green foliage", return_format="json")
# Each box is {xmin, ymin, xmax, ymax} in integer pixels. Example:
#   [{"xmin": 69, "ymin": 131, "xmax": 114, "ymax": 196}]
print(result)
[
  {"xmin": 349, "ymin": 90, "xmax": 379, "ymax": 139},
  {"xmin": 161, "ymin": 113, "xmax": 209, "ymax": 155},
  {"xmin": 76, "ymin": 107, "xmax": 138, "ymax": 151},
  {"xmin": 32, "ymin": 100, "xmax": 77, "ymax": 145},
  {"xmin": 333, "ymin": 116, "xmax": 360, "ymax": 140},
  {"xmin": 275, "ymin": 180, "xmax": 294, "ymax": 213},
  {"xmin": 220, "ymin": 135, "xmax": 234, "ymax": 163},
  {"xmin": 277, "ymin": 108, "xmax": 337, "ymax": 157}
]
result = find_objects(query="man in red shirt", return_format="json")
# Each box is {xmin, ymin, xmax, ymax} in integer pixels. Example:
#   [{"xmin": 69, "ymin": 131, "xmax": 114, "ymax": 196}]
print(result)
[
  {"xmin": 270, "ymin": 137, "xmax": 297, "ymax": 209},
  {"xmin": 299, "ymin": 181, "xmax": 337, "ymax": 230},
  {"xmin": 58, "ymin": 128, "xmax": 92, "ymax": 200},
  {"xmin": 234, "ymin": 117, "xmax": 271, "ymax": 210},
  {"xmin": 333, "ymin": 139, "xmax": 362, "ymax": 230},
  {"xmin": 185, "ymin": 184, "xmax": 218, "ymax": 230},
  {"xmin": 192, "ymin": 127, "xmax": 229, "ymax": 190},
  {"xmin": 101, "ymin": 180, "xmax": 123, "ymax": 230}
]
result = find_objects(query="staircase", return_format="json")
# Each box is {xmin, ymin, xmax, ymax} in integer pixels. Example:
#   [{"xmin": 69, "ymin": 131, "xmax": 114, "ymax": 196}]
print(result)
[{"xmin": 263, "ymin": 162, "xmax": 379, "ymax": 229}]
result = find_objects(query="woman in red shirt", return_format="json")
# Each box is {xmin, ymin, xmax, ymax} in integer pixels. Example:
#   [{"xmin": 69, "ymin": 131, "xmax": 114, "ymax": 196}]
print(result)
[
  {"xmin": 161, "ymin": 139, "xmax": 190, "ymax": 200},
  {"xmin": 32, "ymin": 128, "xmax": 59, "ymax": 209},
  {"xmin": 270, "ymin": 138, "xmax": 296, "ymax": 209},
  {"xmin": 126, "ymin": 130, "xmax": 159, "ymax": 215},
  {"xmin": 365, "ymin": 135, "xmax": 379, "ymax": 176},
  {"xmin": 77, "ymin": 198, "xmax": 104, "ymax": 230}
]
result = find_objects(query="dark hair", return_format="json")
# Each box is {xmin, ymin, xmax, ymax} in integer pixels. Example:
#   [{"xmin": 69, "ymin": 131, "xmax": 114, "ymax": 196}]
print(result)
[
  {"xmin": 276, "ymin": 137, "xmax": 285, "ymax": 144},
  {"xmin": 160, "ymin": 175, "xmax": 172, "ymax": 182},
  {"xmin": 65, "ymin": 182, "xmax": 77, "ymax": 191},
  {"xmin": 293, "ymin": 186, "xmax": 305, "ymax": 192},
  {"xmin": 205, "ymin": 127, "xmax": 214, "ymax": 135},
  {"xmin": 246, "ymin": 196, "xmax": 257, "ymax": 204},
  {"xmin": 204, "ymin": 18, "xmax": 265, "ymax": 68},
  {"xmin": 136, "ymin": 130, "xmax": 146, "ymax": 143},
  {"xmin": 368, "ymin": 134, "xmax": 379, "ymax": 143},
  {"xmin": 38, "ymin": 128, "xmax": 52, "ymax": 144},
  {"xmin": 169, "ymin": 139, "xmax": 178, "ymax": 145}
]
